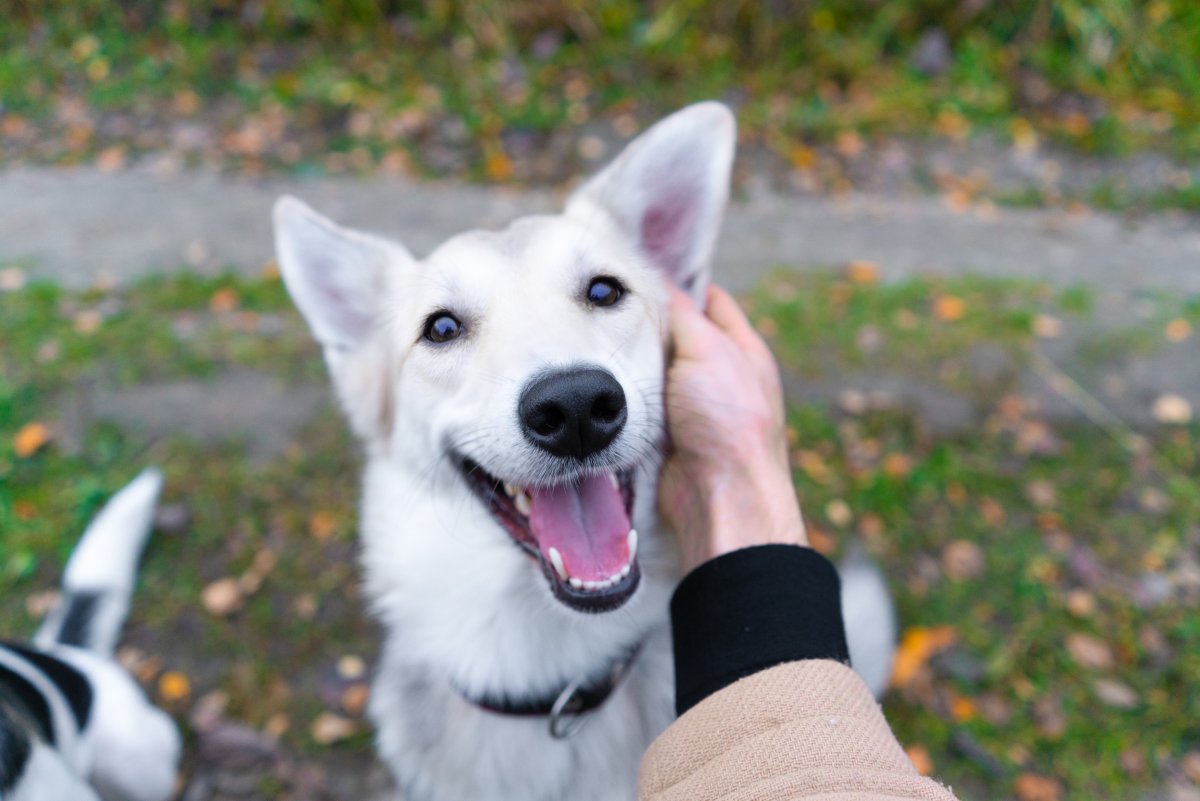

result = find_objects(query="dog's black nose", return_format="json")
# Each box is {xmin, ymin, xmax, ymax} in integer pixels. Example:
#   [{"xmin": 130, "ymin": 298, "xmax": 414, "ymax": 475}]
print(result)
[{"xmin": 518, "ymin": 368, "xmax": 627, "ymax": 460}]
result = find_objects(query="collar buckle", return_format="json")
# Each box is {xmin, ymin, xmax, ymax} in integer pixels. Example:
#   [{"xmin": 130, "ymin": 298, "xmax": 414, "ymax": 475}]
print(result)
[{"xmin": 548, "ymin": 679, "xmax": 589, "ymax": 739}]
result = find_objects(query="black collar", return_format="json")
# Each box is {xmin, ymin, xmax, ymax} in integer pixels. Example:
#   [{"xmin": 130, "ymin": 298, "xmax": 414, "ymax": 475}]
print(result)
[{"xmin": 461, "ymin": 643, "xmax": 642, "ymax": 738}]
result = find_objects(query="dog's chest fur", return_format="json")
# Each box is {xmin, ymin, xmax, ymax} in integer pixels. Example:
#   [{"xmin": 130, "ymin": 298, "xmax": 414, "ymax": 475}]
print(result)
[{"xmin": 358, "ymin": 460, "xmax": 677, "ymax": 801}]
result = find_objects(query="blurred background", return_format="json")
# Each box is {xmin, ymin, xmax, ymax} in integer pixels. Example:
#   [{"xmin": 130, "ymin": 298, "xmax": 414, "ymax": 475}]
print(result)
[{"xmin": 1, "ymin": 2, "xmax": 1198, "ymax": 800}]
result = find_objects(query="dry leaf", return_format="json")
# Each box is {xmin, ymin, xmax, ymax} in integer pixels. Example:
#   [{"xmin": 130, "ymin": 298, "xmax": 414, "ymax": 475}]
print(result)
[
  {"xmin": 943, "ymin": 540, "xmax": 985, "ymax": 581},
  {"xmin": 202, "ymin": 577, "xmax": 244, "ymax": 617},
  {"xmin": 1182, "ymin": 751, "xmax": 1200, "ymax": 783},
  {"xmin": 0, "ymin": 267, "xmax": 26, "ymax": 291},
  {"xmin": 1015, "ymin": 773, "xmax": 1062, "ymax": 801},
  {"xmin": 1065, "ymin": 589, "xmax": 1095, "ymax": 618},
  {"xmin": 949, "ymin": 693, "xmax": 976, "ymax": 722},
  {"xmin": 73, "ymin": 309, "xmax": 103, "ymax": 334},
  {"xmin": 95, "ymin": 145, "xmax": 126, "ymax": 172},
  {"xmin": 1153, "ymin": 394, "xmax": 1193, "ymax": 424},
  {"xmin": 1025, "ymin": 480, "xmax": 1057, "ymax": 508},
  {"xmin": 337, "ymin": 654, "xmax": 367, "ymax": 680},
  {"xmin": 1093, "ymin": 678, "xmax": 1138, "ymax": 709},
  {"xmin": 844, "ymin": 260, "xmax": 880, "ymax": 285},
  {"xmin": 1165, "ymin": 319, "xmax": 1192, "ymax": 342},
  {"xmin": 484, "ymin": 150, "xmax": 514, "ymax": 181},
  {"xmin": 309, "ymin": 511, "xmax": 338, "ymax": 541},
  {"xmin": 882, "ymin": 453, "xmax": 912, "ymax": 479},
  {"xmin": 1066, "ymin": 633, "xmax": 1113, "ymax": 670},
  {"xmin": 159, "ymin": 671, "xmax": 192, "ymax": 702},
  {"xmin": 340, "ymin": 683, "xmax": 370, "ymax": 717},
  {"xmin": 932, "ymin": 295, "xmax": 966, "ymax": 322},
  {"xmin": 209, "ymin": 288, "xmax": 239, "ymax": 314},
  {"xmin": 264, "ymin": 712, "xmax": 290, "ymax": 739},
  {"xmin": 1033, "ymin": 314, "xmax": 1063, "ymax": 339},
  {"xmin": 825, "ymin": 499, "xmax": 852, "ymax": 528},
  {"xmin": 14, "ymin": 422, "xmax": 51, "ymax": 458},
  {"xmin": 890, "ymin": 625, "xmax": 957, "ymax": 688},
  {"xmin": 905, "ymin": 744, "xmax": 934, "ymax": 776},
  {"xmin": 310, "ymin": 712, "xmax": 357, "ymax": 744}
]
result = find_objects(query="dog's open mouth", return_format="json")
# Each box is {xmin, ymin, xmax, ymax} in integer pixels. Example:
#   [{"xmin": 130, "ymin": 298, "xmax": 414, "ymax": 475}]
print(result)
[{"xmin": 457, "ymin": 457, "xmax": 640, "ymax": 613}]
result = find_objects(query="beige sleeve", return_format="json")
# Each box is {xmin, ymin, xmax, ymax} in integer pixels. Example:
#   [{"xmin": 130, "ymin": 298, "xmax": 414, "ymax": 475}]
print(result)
[{"xmin": 639, "ymin": 661, "xmax": 960, "ymax": 801}]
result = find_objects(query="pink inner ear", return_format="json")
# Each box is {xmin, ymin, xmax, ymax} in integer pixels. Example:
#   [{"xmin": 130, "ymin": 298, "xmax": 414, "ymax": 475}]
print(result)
[{"xmin": 641, "ymin": 198, "xmax": 697, "ymax": 281}]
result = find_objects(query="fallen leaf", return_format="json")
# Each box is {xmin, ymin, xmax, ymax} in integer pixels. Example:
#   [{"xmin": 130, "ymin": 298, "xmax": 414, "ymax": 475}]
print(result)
[
  {"xmin": 340, "ymin": 683, "xmax": 370, "ymax": 716},
  {"xmin": 980, "ymin": 496, "xmax": 1006, "ymax": 526},
  {"xmin": 1153, "ymin": 394, "xmax": 1193, "ymax": 424},
  {"xmin": 1015, "ymin": 773, "xmax": 1061, "ymax": 801},
  {"xmin": 309, "ymin": 510, "xmax": 338, "ymax": 541},
  {"xmin": 949, "ymin": 693, "xmax": 976, "ymax": 722},
  {"xmin": 1033, "ymin": 314, "xmax": 1063, "ymax": 338},
  {"xmin": 825, "ymin": 499, "xmax": 852, "ymax": 528},
  {"xmin": 209, "ymin": 287, "xmax": 239, "ymax": 314},
  {"xmin": 1182, "ymin": 751, "xmax": 1200, "ymax": 783},
  {"xmin": 14, "ymin": 422, "xmax": 51, "ymax": 458},
  {"xmin": 73, "ymin": 309, "xmax": 103, "ymax": 334},
  {"xmin": 1092, "ymin": 678, "xmax": 1139, "ymax": 709},
  {"xmin": 1066, "ymin": 633, "xmax": 1113, "ymax": 670},
  {"xmin": 202, "ymin": 577, "xmax": 244, "ymax": 617},
  {"xmin": 484, "ymin": 150, "xmax": 514, "ymax": 181},
  {"xmin": 845, "ymin": 260, "xmax": 880, "ymax": 285},
  {"xmin": 0, "ymin": 267, "xmax": 26, "ymax": 291},
  {"xmin": 835, "ymin": 130, "xmax": 863, "ymax": 158},
  {"xmin": 95, "ymin": 145, "xmax": 126, "ymax": 172},
  {"xmin": 905, "ymin": 744, "xmax": 934, "ymax": 776},
  {"xmin": 190, "ymin": 690, "xmax": 230, "ymax": 732},
  {"xmin": 882, "ymin": 453, "xmax": 912, "ymax": 478},
  {"xmin": 932, "ymin": 295, "xmax": 966, "ymax": 322},
  {"xmin": 1025, "ymin": 480, "xmax": 1057, "ymax": 508},
  {"xmin": 1065, "ymin": 589, "xmax": 1095, "ymax": 618},
  {"xmin": 1119, "ymin": 748, "xmax": 1146, "ymax": 777},
  {"xmin": 943, "ymin": 540, "xmax": 985, "ymax": 581},
  {"xmin": 337, "ymin": 654, "xmax": 367, "ymax": 680},
  {"xmin": 310, "ymin": 712, "xmax": 357, "ymax": 744},
  {"xmin": 890, "ymin": 626, "xmax": 957, "ymax": 688},
  {"xmin": 158, "ymin": 671, "xmax": 192, "ymax": 702},
  {"xmin": 264, "ymin": 712, "xmax": 290, "ymax": 739},
  {"xmin": 1165, "ymin": 318, "xmax": 1192, "ymax": 342},
  {"xmin": 1032, "ymin": 694, "xmax": 1066, "ymax": 739}
]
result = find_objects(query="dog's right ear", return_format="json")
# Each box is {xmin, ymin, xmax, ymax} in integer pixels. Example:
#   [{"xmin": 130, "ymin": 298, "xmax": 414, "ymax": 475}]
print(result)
[
  {"xmin": 272, "ymin": 195, "xmax": 406, "ymax": 351},
  {"xmin": 273, "ymin": 196, "xmax": 410, "ymax": 444}
]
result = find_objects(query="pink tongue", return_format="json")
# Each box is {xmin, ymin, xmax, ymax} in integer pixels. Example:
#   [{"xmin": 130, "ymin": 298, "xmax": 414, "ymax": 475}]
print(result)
[{"xmin": 529, "ymin": 475, "xmax": 631, "ymax": 582}]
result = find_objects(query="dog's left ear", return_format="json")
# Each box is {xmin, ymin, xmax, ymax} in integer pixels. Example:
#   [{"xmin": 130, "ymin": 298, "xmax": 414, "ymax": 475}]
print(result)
[{"xmin": 566, "ymin": 101, "xmax": 735, "ymax": 304}]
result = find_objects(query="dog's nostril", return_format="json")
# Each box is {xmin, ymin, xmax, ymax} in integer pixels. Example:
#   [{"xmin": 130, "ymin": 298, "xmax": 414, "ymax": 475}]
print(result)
[
  {"xmin": 532, "ymin": 405, "xmax": 565, "ymax": 436},
  {"xmin": 591, "ymin": 393, "xmax": 623, "ymax": 424}
]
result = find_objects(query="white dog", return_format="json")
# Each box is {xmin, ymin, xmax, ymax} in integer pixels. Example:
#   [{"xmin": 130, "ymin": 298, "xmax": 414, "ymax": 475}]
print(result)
[
  {"xmin": 273, "ymin": 102, "xmax": 894, "ymax": 801},
  {"xmin": 1, "ymin": 469, "xmax": 180, "ymax": 801}
]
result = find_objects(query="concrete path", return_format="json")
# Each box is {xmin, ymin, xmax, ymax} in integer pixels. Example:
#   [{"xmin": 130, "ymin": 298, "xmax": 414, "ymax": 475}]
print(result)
[{"xmin": 3, "ymin": 165, "xmax": 1198, "ymax": 294}]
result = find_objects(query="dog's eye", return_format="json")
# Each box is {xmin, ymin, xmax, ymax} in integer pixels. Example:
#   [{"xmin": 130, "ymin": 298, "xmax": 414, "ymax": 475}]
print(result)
[
  {"xmin": 587, "ymin": 277, "xmax": 624, "ymax": 307},
  {"xmin": 424, "ymin": 312, "xmax": 463, "ymax": 344}
]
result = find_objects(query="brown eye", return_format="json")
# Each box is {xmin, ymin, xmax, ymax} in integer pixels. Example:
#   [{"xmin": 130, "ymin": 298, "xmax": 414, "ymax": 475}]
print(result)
[
  {"xmin": 587, "ymin": 277, "xmax": 624, "ymax": 307},
  {"xmin": 424, "ymin": 312, "xmax": 463, "ymax": 343}
]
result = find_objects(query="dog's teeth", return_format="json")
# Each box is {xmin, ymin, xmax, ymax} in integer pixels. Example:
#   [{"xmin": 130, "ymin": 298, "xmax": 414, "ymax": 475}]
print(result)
[
  {"xmin": 620, "ymin": 563, "xmax": 631, "ymax": 578},
  {"xmin": 569, "ymin": 577, "xmax": 583, "ymax": 590},
  {"xmin": 626, "ymin": 528, "xmax": 638, "ymax": 561},
  {"xmin": 547, "ymin": 548, "xmax": 568, "ymax": 581},
  {"xmin": 608, "ymin": 472, "xmax": 619, "ymax": 491},
  {"xmin": 503, "ymin": 482, "xmax": 519, "ymax": 498},
  {"xmin": 514, "ymin": 491, "xmax": 531, "ymax": 516}
]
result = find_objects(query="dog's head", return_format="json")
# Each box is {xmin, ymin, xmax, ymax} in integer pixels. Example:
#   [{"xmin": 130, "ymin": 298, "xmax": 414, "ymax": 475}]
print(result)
[{"xmin": 273, "ymin": 103, "xmax": 735, "ymax": 615}]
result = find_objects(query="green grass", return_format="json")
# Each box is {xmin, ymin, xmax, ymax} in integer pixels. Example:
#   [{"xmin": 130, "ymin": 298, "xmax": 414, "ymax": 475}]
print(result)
[
  {"xmin": 2, "ymin": 0, "xmax": 1199, "ymax": 177},
  {"xmin": 1, "ymin": 268, "xmax": 1198, "ymax": 796}
]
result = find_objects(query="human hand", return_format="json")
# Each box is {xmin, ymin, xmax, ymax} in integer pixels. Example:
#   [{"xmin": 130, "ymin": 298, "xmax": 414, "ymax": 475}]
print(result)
[{"xmin": 658, "ymin": 285, "xmax": 807, "ymax": 574}]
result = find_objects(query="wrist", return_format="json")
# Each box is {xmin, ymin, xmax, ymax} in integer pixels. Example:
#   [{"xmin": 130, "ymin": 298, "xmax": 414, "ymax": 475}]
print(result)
[{"xmin": 700, "ymin": 452, "xmax": 807, "ymax": 561}]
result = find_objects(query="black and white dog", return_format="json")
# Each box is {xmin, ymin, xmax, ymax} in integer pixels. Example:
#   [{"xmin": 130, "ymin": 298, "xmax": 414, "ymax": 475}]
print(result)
[{"xmin": 1, "ymin": 469, "xmax": 180, "ymax": 801}]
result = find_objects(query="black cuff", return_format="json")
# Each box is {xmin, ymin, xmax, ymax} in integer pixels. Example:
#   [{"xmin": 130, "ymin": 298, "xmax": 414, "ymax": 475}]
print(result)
[{"xmin": 670, "ymin": 544, "xmax": 850, "ymax": 716}]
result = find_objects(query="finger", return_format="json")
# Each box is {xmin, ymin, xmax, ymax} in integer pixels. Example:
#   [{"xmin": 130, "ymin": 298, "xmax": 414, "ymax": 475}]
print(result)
[
  {"xmin": 705, "ymin": 286, "xmax": 778, "ymax": 378},
  {"xmin": 666, "ymin": 286, "xmax": 718, "ymax": 359}
]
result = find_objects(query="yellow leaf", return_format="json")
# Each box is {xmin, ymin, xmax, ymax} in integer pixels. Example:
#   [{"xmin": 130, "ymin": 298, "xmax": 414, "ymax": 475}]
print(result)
[
  {"xmin": 484, "ymin": 150, "xmax": 514, "ymax": 182},
  {"xmin": 890, "ymin": 625, "xmax": 957, "ymax": 688},
  {"xmin": 932, "ymin": 295, "xmax": 966, "ymax": 322},
  {"xmin": 905, "ymin": 744, "xmax": 934, "ymax": 776},
  {"xmin": 949, "ymin": 692, "xmax": 977, "ymax": 722},
  {"xmin": 845, "ymin": 260, "xmax": 880, "ymax": 285},
  {"xmin": 14, "ymin": 422, "xmax": 51, "ymax": 458},
  {"xmin": 1015, "ymin": 773, "xmax": 1062, "ymax": 801},
  {"xmin": 158, "ymin": 671, "xmax": 192, "ymax": 702},
  {"xmin": 1165, "ymin": 318, "xmax": 1192, "ymax": 342}
]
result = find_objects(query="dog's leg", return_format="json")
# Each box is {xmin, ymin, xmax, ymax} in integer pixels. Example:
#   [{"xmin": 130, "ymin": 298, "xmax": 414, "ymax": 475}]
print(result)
[
  {"xmin": 838, "ymin": 546, "xmax": 897, "ymax": 698},
  {"xmin": 35, "ymin": 469, "xmax": 162, "ymax": 656}
]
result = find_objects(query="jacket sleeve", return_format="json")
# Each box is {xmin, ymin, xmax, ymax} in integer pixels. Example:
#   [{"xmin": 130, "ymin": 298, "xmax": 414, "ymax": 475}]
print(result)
[{"xmin": 638, "ymin": 660, "xmax": 960, "ymax": 801}]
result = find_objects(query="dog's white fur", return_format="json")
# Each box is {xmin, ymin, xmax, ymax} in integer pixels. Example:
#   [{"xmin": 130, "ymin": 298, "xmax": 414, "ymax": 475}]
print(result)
[
  {"xmin": 3, "ymin": 469, "xmax": 180, "ymax": 801},
  {"xmin": 274, "ymin": 102, "xmax": 893, "ymax": 801}
]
